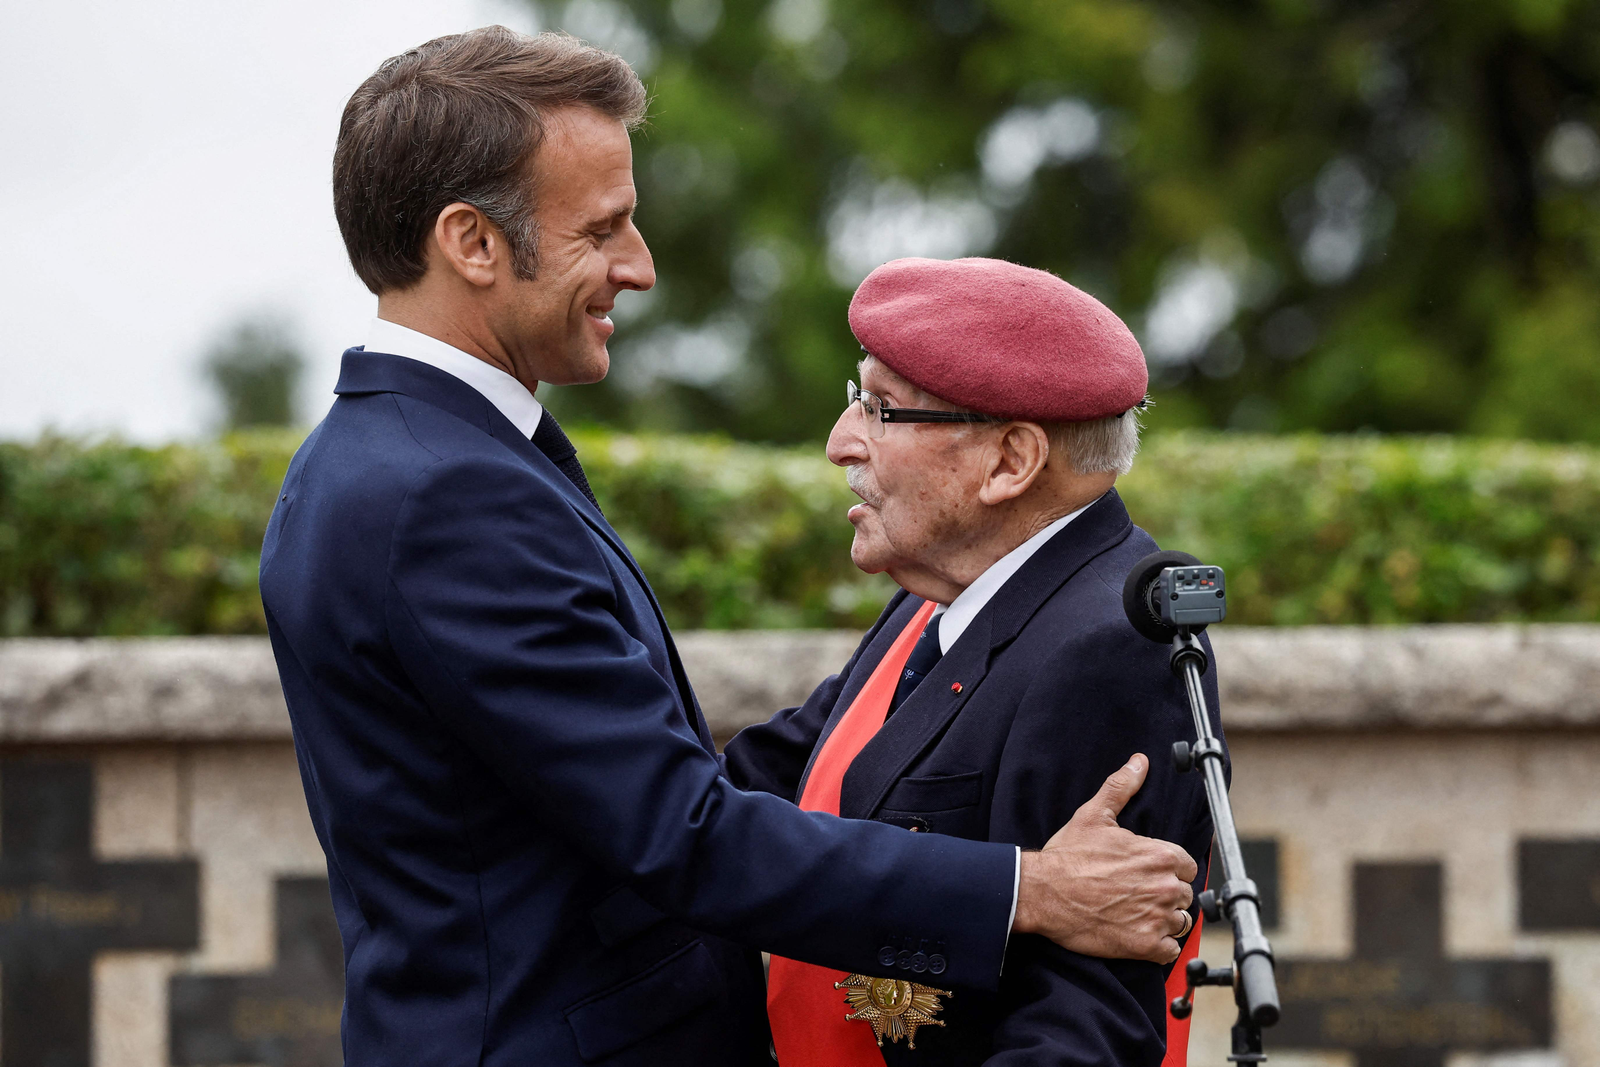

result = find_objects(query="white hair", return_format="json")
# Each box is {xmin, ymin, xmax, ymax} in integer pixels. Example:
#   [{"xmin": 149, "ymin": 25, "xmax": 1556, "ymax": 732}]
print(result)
[{"xmin": 1047, "ymin": 407, "xmax": 1144, "ymax": 476}]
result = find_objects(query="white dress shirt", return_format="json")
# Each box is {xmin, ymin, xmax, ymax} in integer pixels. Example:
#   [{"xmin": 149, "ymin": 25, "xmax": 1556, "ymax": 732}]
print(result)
[{"xmin": 366, "ymin": 318, "xmax": 544, "ymax": 439}]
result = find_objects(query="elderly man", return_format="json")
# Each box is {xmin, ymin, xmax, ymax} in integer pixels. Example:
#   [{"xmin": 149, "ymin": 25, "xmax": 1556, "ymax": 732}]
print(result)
[
  {"xmin": 724, "ymin": 258, "xmax": 1221, "ymax": 1066},
  {"xmin": 261, "ymin": 29, "xmax": 1198, "ymax": 1067}
]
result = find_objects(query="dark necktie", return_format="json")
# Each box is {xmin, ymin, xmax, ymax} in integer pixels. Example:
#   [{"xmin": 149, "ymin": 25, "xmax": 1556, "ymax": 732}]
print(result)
[
  {"xmin": 889, "ymin": 611, "xmax": 943, "ymax": 717},
  {"xmin": 531, "ymin": 413, "xmax": 601, "ymax": 512}
]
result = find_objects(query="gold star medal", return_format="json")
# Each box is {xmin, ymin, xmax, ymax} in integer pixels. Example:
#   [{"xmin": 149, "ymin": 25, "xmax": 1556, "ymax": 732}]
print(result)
[{"xmin": 834, "ymin": 974, "xmax": 952, "ymax": 1049}]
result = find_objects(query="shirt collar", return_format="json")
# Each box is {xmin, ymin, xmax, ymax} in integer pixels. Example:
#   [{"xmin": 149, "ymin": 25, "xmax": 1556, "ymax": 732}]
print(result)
[
  {"xmin": 933, "ymin": 502, "xmax": 1093, "ymax": 656},
  {"xmin": 365, "ymin": 318, "xmax": 544, "ymax": 439}
]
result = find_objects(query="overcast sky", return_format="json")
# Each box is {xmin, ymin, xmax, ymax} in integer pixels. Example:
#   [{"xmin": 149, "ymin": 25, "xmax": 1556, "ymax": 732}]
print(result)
[{"xmin": 0, "ymin": 0, "xmax": 544, "ymax": 441}]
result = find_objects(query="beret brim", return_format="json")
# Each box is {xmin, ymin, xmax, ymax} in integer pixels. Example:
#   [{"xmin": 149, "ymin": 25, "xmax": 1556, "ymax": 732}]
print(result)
[{"xmin": 847, "ymin": 257, "xmax": 1148, "ymax": 423}]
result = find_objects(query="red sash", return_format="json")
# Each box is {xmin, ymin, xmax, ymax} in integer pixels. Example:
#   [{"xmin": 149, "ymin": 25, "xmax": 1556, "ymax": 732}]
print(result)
[
  {"xmin": 767, "ymin": 601, "xmax": 937, "ymax": 1067},
  {"xmin": 766, "ymin": 598, "xmax": 1199, "ymax": 1067},
  {"xmin": 1160, "ymin": 852, "xmax": 1208, "ymax": 1067}
]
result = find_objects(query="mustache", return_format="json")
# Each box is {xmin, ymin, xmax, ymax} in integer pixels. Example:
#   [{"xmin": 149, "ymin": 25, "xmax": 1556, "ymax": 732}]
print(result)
[{"xmin": 845, "ymin": 465, "xmax": 879, "ymax": 506}]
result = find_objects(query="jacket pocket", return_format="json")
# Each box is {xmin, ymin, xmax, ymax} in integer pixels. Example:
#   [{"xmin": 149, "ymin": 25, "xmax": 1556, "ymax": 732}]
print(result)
[
  {"xmin": 879, "ymin": 770, "xmax": 984, "ymax": 813},
  {"xmin": 564, "ymin": 940, "xmax": 719, "ymax": 1062},
  {"xmin": 877, "ymin": 771, "xmax": 986, "ymax": 839}
]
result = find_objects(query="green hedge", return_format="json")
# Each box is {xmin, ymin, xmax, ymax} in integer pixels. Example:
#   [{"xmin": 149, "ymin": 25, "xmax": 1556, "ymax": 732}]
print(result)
[
  {"xmin": 0, "ymin": 434, "xmax": 293, "ymax": 636},
  {"xmin": 4, "ymin": 430, "xmax": 1600, "ymax": 636},
  {"xmin": 1120, "ymin": 435, "xmax": 1600, "ymax": 625}
]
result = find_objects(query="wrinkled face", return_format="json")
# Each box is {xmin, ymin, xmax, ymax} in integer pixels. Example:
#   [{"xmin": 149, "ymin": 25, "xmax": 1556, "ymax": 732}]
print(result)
[
  {"xmin": 503, "ymin": 106, "xmax": 654, "ymax": 386},
  {"xmin": 825, "ymin": 359, "xmax": 989, "ymax": 582}
]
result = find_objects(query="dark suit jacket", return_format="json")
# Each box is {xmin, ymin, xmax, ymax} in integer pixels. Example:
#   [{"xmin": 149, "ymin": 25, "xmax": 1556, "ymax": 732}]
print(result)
[
  {"xmin": 258, "ymin": 351, "xmax": 1018, "ymax": 1067},
  {"xmin": 724, "ymin": 490, "xmax": 1223, "ymax": 1066}
]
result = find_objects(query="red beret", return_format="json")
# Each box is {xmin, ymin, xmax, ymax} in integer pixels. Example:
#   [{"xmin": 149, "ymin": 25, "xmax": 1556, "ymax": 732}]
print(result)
[{"xmin": 848, "ymin": 257, "xmax": 1147, "ymax": 422}]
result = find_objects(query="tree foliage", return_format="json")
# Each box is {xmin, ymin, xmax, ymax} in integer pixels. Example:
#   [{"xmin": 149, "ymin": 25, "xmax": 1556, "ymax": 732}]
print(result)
[
  {"xmin": 204, "ymin": 319, "xmax": 305, "ymax": 429},
  {"xmin": 530, "ymin": 0, "xmax": 1600, "ymax": 444}
]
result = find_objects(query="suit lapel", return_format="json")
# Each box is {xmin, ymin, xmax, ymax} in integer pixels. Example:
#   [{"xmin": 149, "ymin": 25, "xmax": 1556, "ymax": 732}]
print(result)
[
  {"xmin": 982, "ymin": 490, "xmax": 1135, "ymax": 649},
  {"xmin": 791, "ymin": 591, "xmax": 917, "ymax": 800},
  {"xmin": 838, "ymin": 613, "xmax": 990, "ymax": 820},
  {"xmin": 838, "ymin": 490, "xmax": 1136, "ymax": 820},
  {"xmin": 335, "ymin": 350, "xmax": 716, "ymax": 750}
]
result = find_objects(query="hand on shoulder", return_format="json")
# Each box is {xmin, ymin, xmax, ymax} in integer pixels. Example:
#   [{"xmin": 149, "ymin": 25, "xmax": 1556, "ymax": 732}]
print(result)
[{"xmin": 1013, "ymin": 753, "xmax": 1198, "ymax": 964}]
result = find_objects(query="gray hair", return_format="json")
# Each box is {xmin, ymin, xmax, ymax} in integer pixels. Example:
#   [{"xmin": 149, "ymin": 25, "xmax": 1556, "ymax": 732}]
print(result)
[{"xmin": 1046, "ymin": 408, "xmax": 1143, "ymax": 476}]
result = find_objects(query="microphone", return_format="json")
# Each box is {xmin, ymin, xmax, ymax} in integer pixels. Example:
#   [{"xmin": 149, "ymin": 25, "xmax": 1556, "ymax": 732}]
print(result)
[
  {"xmin": 1121, "ymin": 550, "xmax": 1226, "ymax": 644},
  {"xmin": 1121, "ymin": 549, "xmax": 1281, "ymax": 1038}
]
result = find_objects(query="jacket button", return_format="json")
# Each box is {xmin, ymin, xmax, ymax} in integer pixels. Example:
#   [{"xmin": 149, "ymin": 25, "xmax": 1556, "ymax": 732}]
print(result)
[
  {"xmin": 910, "ymin": 952, "xmax": 928, "ymax": 973},
  {"xmin": 896, "ymin": 949, "xmax": 912, "ymax": 969},
  {"xmin": 878, "ymin": 946, "xmax": 898, "ymax": 967},
  {"xmin": 928, "ymin": 954, "xmax": 947, "ymax": 975}
]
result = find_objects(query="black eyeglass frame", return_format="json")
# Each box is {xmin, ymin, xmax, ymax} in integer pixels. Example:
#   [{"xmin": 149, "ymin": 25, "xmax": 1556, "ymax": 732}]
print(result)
[{"xmin": 846, "ymin": 380, "xmax": 1004, "ymax": 438}]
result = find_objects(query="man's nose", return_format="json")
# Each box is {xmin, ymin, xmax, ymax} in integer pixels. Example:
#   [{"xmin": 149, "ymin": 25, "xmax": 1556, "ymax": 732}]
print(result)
[
  {"xmin": 826, "ymin": 408, "xmax": 866, "ymax": 468},
  {"xmin": 612, "ymin": 226, "xmax": 655, "ymax": 292}
]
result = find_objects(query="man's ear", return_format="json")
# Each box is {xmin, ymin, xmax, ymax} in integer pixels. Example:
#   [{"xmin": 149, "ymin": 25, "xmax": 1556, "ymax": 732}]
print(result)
[
  {"xmin": 977, "ymin": 422, "xmax": 1051, "ymax": 506},
  {"xmin": 429, "ymin": 202, "xmax": 501, "ymax": 288}
]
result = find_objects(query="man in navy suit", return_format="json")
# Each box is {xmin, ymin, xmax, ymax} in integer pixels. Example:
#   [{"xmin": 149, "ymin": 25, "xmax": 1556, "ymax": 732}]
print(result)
[
  {"xmin": 261, "ymin": 28, "xmax": 1197, "ymax": 1066},
  {"xmin": 731, "ymin": 258, "xmax": 1221, "ymax": 1066}
]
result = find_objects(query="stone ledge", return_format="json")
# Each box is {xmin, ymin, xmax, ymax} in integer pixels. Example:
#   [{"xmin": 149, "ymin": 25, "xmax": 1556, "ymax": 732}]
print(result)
[
  {"xmin": 4, "ymin": 625, "xmax": 1599, "ymax": 743},
  {"xmin": 1213, "ymin": 624, "xmax": 1600, "ymax": 732},
  {"xmin": 0, "ymin": 637, "xmax": 289, "ymax": 743}
]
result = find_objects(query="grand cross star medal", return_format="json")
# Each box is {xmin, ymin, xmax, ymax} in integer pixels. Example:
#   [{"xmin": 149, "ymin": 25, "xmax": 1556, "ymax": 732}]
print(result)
[{"xmin": 834, "ymin": 975, "xmax": 952, "ymax": 1049}]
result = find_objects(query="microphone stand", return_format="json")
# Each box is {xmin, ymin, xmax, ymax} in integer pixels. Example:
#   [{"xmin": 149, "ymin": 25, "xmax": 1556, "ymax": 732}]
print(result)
[{"xmin": 1166, "ymin": 629, "xmax": 1279, "ymax": 1063}]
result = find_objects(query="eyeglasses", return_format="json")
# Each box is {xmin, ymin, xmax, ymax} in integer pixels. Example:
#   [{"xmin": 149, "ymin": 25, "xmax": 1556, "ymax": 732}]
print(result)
[{"xmin": 846, "ymin": 381, "xmax": 1004, "ymax": 440}]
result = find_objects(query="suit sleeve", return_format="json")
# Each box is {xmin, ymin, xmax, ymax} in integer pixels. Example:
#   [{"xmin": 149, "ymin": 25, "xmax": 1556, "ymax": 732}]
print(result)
[
  {"xmin": 986, "ymin": 946, "xmax": 1170, "ymax": 1066},
  {"xmin": 720, "ymin": 591, "xmax": 907, "ymax": 801},
  {"xmin": 982, "ymin": 618, "xmax": 1219, "ymax": 1064},
  {"xmin": 383, "ymin": 456, "xmax": 1016, "ymax": 989}
]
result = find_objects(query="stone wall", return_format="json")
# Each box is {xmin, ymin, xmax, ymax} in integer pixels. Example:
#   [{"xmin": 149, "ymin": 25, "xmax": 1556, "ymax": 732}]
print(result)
[{"xmin": 2, "ymin": 628, "xmax": 1598, "ymax": 1066}]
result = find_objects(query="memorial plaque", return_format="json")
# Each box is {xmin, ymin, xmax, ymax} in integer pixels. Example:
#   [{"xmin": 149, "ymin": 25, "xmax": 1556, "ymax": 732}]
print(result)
[
  {"xmin": 1209, "ymin": 837, "xmax": 1279, "ymax": 930},
  {"xmin": 1519, "ymin": 838, "xmax": 1600, "ymax": 931},
  {"xmin": 170, "ymin": 877, "xmax": 344, "ymax": 1067},
  {"xmin": 1274, "ymin": 862, "xmax": 1551, "ymax": 1067},
  {"xmin": 0, "ymin": 759, "xmax": 200, "ymax": 1067}
]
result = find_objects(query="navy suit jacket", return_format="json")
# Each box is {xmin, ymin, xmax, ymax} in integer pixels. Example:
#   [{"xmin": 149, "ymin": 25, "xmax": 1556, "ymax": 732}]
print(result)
[
  {"xmin": 724, "ymin": 491, "xmax": 1223, "ymax": 1066},
  {"xmin": 259, "ymin": 351, "xmax": 1017, "ymax": 1067}
]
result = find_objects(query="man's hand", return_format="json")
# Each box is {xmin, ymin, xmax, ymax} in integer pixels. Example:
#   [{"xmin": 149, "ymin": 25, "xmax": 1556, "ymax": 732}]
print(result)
[{"xmin": 1012, "ymin": 754, "xmax": 1198, "ymax": 964}]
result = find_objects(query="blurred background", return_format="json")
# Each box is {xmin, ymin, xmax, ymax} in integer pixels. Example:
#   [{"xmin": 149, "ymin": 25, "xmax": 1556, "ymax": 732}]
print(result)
[
  {"xmin": 10, "ymin": 0, "xmax": 1600, "ymax": 444},
  {"xmin": 4, "ymin": 5, "xmax": 1600, "ymax": 1067},
  {"xmin": 8, "ymin": 0, "xmax": 1600, "ymax": 636}
]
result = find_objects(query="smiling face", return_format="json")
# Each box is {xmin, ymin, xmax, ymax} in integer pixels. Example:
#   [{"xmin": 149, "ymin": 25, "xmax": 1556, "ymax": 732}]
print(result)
[
  {"xmin": 497, "ymin": 106, "xmax": 654, "ymax": 386},
  {"xmin": 826, "ymin": 358, "xmax": 994, "ymax": 597}
]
